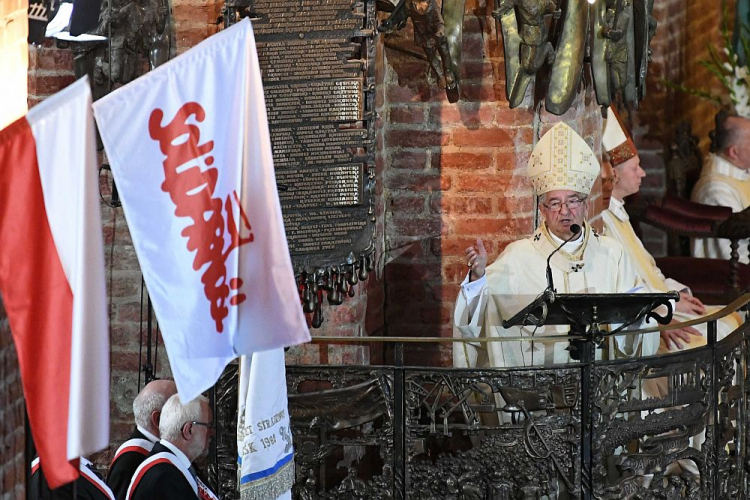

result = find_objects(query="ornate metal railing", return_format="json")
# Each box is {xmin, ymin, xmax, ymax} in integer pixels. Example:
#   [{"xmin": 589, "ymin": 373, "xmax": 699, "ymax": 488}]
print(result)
[{"xmin": 209, "ymin": 296, "xmax": 750, "ymax": 499}]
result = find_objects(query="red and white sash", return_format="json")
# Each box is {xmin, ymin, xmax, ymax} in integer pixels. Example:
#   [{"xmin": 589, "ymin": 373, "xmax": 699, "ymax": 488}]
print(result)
[
  {"xmin": 125, "ymin": 452, "xmax": 197, "ymax": 500},
  {"xmin": 79, "ymin": 458, "xmax": 115, "ymax": 500},
  {"xmin": 111, "ymin": 438, "xmax": 154, "ymax": 464}
]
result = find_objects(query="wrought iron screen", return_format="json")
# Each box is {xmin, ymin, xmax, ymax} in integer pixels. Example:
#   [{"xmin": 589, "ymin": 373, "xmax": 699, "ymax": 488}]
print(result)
[{"xmin": 209, "ymin": 320, "xmax": 750, "ymax": 499}]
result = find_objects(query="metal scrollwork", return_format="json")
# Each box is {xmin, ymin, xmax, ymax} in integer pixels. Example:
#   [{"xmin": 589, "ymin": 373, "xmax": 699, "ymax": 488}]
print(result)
[
  {"xmin": 207, "ymin": 319, "xmax": 750, "ymax": 499},
  {"xmin": 298, "ymin": 252, "xmax": 376, "ymax": 328},
  {"xmin": 495, "ymin": 0, "xmax": 560, "ymax": 108}
]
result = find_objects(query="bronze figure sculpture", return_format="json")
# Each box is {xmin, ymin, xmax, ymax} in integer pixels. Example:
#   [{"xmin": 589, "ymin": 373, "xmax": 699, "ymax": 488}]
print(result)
[
  {"xmin": 492, "ymin": 0, "xmax": 657, "ymax": 114},
  {"xmin": 379, "ymin": 0, "xmax": 463, "ymax": 102},
  {"xmin": 495, "ymin": 0, "xmax": 560, "ymax": 107}
]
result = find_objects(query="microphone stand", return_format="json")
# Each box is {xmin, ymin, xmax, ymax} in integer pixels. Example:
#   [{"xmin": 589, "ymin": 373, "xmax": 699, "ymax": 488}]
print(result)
[
  {"xmin": 545, "ymin": 223, "xmax": 581, "ymax": 293},
  {"xmin": 542, "ymin": 223, "xmax": 583, "ymax": 359}
]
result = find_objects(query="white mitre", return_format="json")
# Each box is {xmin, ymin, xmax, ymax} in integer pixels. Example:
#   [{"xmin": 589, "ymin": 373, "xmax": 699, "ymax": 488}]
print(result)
[{"xmin": 527, "ymin": 122, "xmax": 599, "ymax": 196}]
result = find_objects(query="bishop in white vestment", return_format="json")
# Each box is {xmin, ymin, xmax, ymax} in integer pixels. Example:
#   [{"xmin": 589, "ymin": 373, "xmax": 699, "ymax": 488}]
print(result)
[
  {"xmin": 603, "ymin": 198, "xmax": 739, "ymax": 347},
  {"xmin": 601, "ymin": 107, "xmax": 741, "ymax": 353},
  {"xmin": 453, "ymin": 122, "xmax": 660, "ymax": 370}
]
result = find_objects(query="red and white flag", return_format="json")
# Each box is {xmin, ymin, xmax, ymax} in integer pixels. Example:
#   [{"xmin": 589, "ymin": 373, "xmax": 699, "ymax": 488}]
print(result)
[
  {"xmin": 92, "ymin": 19, "xmax": 310, "ymax": 402},
  {"xmin": 0, "ymin": 77, "xmax": 109, "ymax": 488}
]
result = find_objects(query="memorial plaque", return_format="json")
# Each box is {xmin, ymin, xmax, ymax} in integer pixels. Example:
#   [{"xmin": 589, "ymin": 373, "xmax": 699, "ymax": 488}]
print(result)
[{"xmin": 241, "ymin": 0, "xmax": 376, "ymax": 324}]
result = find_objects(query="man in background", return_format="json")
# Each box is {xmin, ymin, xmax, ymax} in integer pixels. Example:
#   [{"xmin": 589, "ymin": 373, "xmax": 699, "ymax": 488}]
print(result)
[
  {"xmin": 107, "ymin": 379, "xmax": 177, "ymax": 499},
  {"xmin": 601, "ymin": 106, "xmax": 739, "ymax": 353},
  {"xmin": 126, "ymin": 394, "xmax": 213, "ymax": 500},
  {"xmin": 692, "ymin": 111, "xmax": 750, "ymax": 263}
]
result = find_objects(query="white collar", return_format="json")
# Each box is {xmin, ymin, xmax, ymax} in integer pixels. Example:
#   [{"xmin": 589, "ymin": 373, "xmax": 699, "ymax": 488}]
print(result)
[
  {"xmin": 547, "ymin": 226, "xmax": 585, "ymax": 253},
  {"xmin": 158, "ymin": 439, "xmax": 193, "ymax": 471},
  {"xmin": 137, "ymin": 425, "xmax": 159, "ymax": 444},
  {"xmin": 706, "ymin": 153, "xmax": 750, "ymax": 180},
  {"xmin": 607, "ymin": 196, "xmax": 628, "ymax": 221}
]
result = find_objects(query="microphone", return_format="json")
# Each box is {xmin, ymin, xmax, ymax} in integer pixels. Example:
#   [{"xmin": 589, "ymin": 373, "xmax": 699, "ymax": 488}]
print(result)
[{"xmin": 545, "ymin": 224, "xmax": 581, "ymax": 292}]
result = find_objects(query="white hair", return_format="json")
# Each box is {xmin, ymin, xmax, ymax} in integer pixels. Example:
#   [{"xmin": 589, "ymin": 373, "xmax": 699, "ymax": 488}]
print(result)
[
  {"xmin": 133, "ymin": 392, "xmax": 170, "ymax": 429},
  {"xmin": 159, "ymin": 394, "xmax": 208, "ymax": 442}
]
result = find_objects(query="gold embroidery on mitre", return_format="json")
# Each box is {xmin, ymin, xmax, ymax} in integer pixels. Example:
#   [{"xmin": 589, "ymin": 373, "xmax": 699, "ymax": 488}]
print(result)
[
  {"xmin": 602, "ymin": 105, "xmax": 638, "ymax": 166},
  {"xmin": 608, "ymin": 140, "xmax": 638, "ymax": 166},
  {"xmin": 528, "ymin": 123, "xmax": 599, "ymax": 196}
]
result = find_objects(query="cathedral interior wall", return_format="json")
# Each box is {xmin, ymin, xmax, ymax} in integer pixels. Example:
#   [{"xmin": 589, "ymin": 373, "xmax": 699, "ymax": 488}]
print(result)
[{"xmin": 0, "ymin": 0, "xmax": 735, "ymax": 493}]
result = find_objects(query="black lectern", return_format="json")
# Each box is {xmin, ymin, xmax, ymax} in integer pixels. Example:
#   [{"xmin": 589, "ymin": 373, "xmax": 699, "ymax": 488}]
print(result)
[
  {"xmin": 502, "ymin": 289, "xmax": 678, "ymax": 498},
  {"xmin": 502, "ymin": 290, "xmax": 678, "ymax": 361},
  {"xmin": 502, "ymin": 290, "xmax": 678, "ymax": 342}
]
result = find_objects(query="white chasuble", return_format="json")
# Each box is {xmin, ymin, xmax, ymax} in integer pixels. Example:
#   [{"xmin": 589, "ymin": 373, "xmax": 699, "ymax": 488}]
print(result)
[
  {"xmin": 691, "ymin": 154, "xmax": 750, "ymax": 264},
  {"xmin": 602, "ymin": 199, "xmax": 740, "ymax": 349},
  {"xmin": 453, "ymin": 222, "xmax": 661, "ymax": 370}
]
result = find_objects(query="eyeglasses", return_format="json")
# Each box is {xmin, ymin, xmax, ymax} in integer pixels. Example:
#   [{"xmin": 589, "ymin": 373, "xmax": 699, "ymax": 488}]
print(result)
[
  {"xmin": 542, "ymin": 198, "xmax": 586, "ymax": 213},
  {"xmin": 190, "ymin": 421, "xmax": 214, "ymax": 434}
]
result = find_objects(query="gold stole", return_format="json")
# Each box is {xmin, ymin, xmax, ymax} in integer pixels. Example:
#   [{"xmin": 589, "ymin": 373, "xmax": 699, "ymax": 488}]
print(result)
[{"xmin": 606, "ymin": 215, "xmax": 669, "ymax": 293}]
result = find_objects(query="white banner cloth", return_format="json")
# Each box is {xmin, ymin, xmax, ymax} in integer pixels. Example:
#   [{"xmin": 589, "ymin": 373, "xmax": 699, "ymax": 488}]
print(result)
[
  {"xmin": 92, "ymin": 19, "xmax": 310, "ymax": 402},
  {"xmin": 237, "ymin": 350, "xmax": 294, "ymax": 500}
]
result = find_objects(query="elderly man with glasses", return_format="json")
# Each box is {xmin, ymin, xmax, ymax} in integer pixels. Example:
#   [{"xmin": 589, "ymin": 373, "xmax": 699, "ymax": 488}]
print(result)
[
  {"xmin": 453, "ymin": 122, "xmax": 659, "ymax": 371},
  {"xmin": 125, "ymin": 394, "xmax": 215, "ymax": 500}
]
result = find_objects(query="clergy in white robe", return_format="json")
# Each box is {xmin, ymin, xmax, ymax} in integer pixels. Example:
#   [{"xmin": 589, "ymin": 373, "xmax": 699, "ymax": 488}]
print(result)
[
  {"xmin": 603, "ymin": 198, "xmax": 739, "ymax": 347},
  {"xmin": 601, "ymin": 107, "xmax": 741, "ymax": 353},
  {"xmin": 692, "ymin": 152, "xmax": 750, "ymax": 263},
  {"xmin": 453, "ymin": 122, "xmax": 660, "ymax": 370}
]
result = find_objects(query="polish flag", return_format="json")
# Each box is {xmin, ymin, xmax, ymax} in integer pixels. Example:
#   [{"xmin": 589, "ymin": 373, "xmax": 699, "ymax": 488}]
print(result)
[{"xmin": 0, "ymin": 77, "xmax": 109, "ymax": 488}]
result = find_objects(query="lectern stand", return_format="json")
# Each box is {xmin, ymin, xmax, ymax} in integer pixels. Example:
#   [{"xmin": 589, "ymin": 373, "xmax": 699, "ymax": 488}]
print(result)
[
  {"xmin": 502, "ymin": 289, "xmax": 677, "ymax": 498},
  {"xmin": 502, "ymin": 290, "xmax": 678, "ymax": 353}
]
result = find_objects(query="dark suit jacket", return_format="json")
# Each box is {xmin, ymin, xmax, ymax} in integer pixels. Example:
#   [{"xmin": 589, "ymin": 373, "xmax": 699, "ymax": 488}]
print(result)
[
  {"xmin": 29, "ymin": 458, "xmax": 114, "ymax": 500},
  {"xmin": 127, "ymin": 443, "xmax": 199, "ymax": 500},
  {"xmin": 106, "ymin": 429, "xmax": 154, "ymax": 500}
]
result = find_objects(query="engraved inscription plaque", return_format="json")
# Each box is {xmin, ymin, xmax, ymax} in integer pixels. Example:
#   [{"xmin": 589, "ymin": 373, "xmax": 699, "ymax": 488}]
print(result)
[{"xmin": 225, "ymin": 0, "xmax": 376, "ymax": 326}]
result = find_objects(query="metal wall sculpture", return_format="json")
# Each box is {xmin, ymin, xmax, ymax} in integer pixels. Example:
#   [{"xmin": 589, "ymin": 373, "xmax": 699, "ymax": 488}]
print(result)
[
  {"xmin": 209, "ymin": 313, "xmax": 750, "ymax": 499},
  {"xmin": 497, "ymin": 0, "xmax": 657, "ymax": 114},
  {"xmin": 378, "ymin": 0, "xmax": 465, "ymax": 102},
  {"xmin": 64, "ymin": 0, "xmax": 171, "ymax": 100},
  {"xmin": 223, "ymin": 0, "xmax": 377, "ymax": 328}
]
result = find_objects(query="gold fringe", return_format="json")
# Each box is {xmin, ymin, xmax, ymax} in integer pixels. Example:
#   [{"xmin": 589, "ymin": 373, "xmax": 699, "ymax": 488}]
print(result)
[{"xmin": 239, "ymin": 458, "xmax": 295, "ymax": 500}]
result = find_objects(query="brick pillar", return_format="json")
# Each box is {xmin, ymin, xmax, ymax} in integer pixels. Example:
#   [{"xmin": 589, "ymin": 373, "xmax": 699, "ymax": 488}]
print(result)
[
  {"xmin": 381, "ymin": 7, "xmax": 603, "ymax": 365},
  {"xmin": 0, "ymin": 300, "xmax": 25, "ymax": 500}
]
